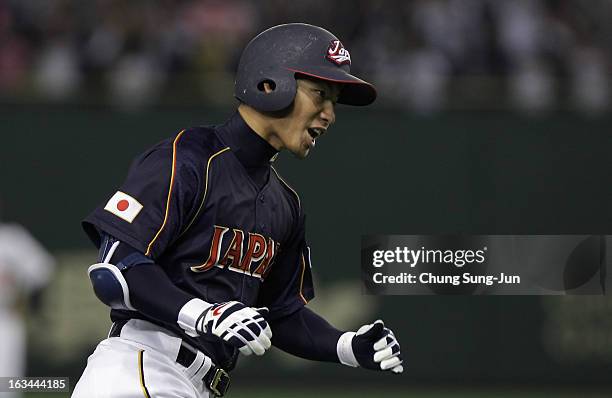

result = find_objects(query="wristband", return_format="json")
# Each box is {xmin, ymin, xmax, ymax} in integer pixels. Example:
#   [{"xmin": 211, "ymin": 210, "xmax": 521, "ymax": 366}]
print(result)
[
  {"xmin": 177, "ymin": 298, "xmax": 212, "ymax": 337},
  {"xmin": 336, "ymin": 331, "xmax": 358, "ymax": 367}
]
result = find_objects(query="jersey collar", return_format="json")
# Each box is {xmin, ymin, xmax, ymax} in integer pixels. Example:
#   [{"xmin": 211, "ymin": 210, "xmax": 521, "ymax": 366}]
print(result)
[{"xmin": 218, "ymin": 111, "xmax": 279, "ymax": 168}]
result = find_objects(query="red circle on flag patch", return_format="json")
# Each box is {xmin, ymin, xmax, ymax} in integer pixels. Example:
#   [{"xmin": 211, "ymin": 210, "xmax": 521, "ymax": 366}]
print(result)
[{"xmin": 117, "ymin": 200, "xmax": 130, "ymax": 211}]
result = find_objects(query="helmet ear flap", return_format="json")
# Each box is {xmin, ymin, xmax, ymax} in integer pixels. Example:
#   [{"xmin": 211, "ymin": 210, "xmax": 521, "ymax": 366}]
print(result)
[{"xmin": 239, "ymin": 73, "xmax": 297, "ymax": 113}]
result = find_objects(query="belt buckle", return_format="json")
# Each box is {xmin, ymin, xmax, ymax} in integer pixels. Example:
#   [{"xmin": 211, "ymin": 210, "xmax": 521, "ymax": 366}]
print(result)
[{"xmin": 208, "ymin": 368, "xmax": 230, "ymax": 397}]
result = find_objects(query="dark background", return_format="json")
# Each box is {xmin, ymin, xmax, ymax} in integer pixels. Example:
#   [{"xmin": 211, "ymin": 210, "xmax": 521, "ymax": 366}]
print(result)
[{"xmin": 2, "ymin": 108, "xmax": 610, "ymax": 249}]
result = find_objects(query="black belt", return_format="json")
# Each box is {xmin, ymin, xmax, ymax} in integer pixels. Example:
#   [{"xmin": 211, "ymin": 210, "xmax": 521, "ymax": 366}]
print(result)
[{"xmin": 109, "ymin": 321, "xmax": 230, "ymax": 397}]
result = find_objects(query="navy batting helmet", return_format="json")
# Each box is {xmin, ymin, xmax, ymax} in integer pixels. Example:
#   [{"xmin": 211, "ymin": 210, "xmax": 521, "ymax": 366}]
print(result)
[{"xmin": 234, "ymin": 23, "xmax": 376, "ymax": 112}]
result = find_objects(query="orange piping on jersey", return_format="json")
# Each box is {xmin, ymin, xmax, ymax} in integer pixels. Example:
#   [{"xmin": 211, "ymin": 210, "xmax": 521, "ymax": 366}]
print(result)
[
  {"xmin": 138, "ymin": 350, "xmax": 151, "ymax": 398},
  {"xmin": 298, "ymin": 253, "xmax": 308, "ymax": 304},
  {"xmin": 180, "ymin": 146, "xmax": 231, "ymax": 237},
  {"xmin": 145, "ymin": 130, "xmax": 186, "ymax": 256},
  {"xmin": 271, "ymin": 166, "xmax": 301, "ymax": 210}
]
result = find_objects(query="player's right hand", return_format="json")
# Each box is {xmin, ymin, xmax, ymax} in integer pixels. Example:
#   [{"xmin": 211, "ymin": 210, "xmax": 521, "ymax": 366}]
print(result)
[{"xmin": 200, "ymin": 301, "xmax": 272, "ymax": 356}]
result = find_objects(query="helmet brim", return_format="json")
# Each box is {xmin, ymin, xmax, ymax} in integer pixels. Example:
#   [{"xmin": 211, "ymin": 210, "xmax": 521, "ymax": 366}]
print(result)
[{"xmin": 286, "ymin": 67, "xmax": 377, "ymax": 106}]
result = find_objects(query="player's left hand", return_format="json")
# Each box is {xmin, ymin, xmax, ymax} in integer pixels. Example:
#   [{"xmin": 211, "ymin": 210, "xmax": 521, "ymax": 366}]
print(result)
[{"xmin": 337, "ymin": 320, "xmax": 403, "ymax": 373}]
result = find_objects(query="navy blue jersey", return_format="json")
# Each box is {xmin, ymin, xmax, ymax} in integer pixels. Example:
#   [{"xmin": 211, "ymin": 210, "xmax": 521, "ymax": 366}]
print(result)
[{"xmin": 83, "ymin": 112, "xmax": 314, "ymax": 369}]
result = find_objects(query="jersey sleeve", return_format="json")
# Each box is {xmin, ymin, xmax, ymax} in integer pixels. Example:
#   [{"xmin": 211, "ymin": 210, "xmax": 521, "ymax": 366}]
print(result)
[
  {"xmin": 82, "ymin": 130, "xmax": 201, "ymax": 259},
  {"xmin": 257, "ymin": 210, "xmax": 315, "ymax": 321}
]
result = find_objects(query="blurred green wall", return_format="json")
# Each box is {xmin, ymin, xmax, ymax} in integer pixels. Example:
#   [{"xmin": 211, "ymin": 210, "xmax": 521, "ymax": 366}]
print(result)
[{"xmin": 1, "ymin": 106, "xmax": 609, "ymax": 254}]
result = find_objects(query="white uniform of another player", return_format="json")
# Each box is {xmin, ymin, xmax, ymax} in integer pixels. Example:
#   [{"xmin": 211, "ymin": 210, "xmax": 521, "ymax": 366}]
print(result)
[{"xmin": 0, "ymin": 222, "xmax": 55, "ymax": 398}]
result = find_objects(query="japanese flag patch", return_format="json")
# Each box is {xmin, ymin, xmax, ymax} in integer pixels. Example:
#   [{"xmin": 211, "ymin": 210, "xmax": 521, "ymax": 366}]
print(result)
[{"xmin": 104, "ymin": 191, "xmax": 143, "ymax": 223}]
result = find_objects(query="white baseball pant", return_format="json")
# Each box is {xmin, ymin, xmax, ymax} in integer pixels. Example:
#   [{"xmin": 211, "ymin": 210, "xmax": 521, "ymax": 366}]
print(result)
[{"xmin": 72, "ymin": 319, "xmax": 213, "ymax": 398}]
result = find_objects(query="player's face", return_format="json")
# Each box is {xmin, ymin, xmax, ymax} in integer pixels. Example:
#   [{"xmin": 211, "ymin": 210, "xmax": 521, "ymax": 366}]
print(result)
[{"xmin": 275, "ymin": 78, "xmax": 339, "ymax": 159}]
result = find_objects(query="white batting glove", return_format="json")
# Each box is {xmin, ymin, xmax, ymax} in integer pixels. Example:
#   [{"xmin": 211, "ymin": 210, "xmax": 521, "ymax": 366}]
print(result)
[
  {"xmin": 336, "ymin": 320, "xmax": 403, "ymax": 373},
  {"xmin": 199, "ymin": 301, "xmax": 272, "ymax": 356},
  {"xmin": 178, "ymin": 298, "xmax": 272, "ymax": 356}
]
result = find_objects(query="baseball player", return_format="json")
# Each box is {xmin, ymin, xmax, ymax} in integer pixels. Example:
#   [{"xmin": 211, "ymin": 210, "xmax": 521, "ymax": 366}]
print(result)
[{"xmin": 73, "ymin": 23, "xmax": 402, "ymax": 398}]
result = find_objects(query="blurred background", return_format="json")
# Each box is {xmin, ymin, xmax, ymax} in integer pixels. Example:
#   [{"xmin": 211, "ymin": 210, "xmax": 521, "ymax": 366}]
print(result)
[
  {"xmin": 1, "ymin": 0, "xmax": 612, "ymax": 112},
  {"xmin": 0, "ymin": 0, "xmax": 611, "ymax": 397}
]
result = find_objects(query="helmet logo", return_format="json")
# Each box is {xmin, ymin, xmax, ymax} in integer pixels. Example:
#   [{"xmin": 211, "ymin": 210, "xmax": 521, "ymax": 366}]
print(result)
[{"xmin": 326, "ymin": 40, "xmax": 351, "ymax": 66}]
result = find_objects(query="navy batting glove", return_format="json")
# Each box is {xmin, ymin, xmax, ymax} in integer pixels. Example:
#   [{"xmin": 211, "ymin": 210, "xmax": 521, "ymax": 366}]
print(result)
[{"xmin": 337, "ymin": 320, "xmax": 403, "ymax": 373}]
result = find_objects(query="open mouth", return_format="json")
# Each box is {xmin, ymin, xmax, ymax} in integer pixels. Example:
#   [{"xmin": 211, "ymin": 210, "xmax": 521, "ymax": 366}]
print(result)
[
  {"xmin": 308, "ymin": 127, "xmax": 326, "ymax": 139},
  {"xmin": 306, "ymin": 127, "xmax": 326, "ymax": 149}
]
